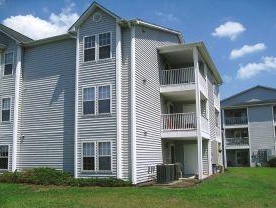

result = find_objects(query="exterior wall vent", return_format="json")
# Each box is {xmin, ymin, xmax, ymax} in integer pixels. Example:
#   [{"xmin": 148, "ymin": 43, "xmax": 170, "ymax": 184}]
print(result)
[{"xmin": 93, "ymin": 12, "xmax": 102, "ymax": 22}]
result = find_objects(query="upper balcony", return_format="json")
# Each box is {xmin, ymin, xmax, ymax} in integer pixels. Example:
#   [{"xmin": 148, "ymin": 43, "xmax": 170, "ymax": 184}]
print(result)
[
  {"xmin": 160, "ymin": 101, "xmax": 209, "ymax": 139},
  {"xmin": 225, "ymin": 128, "xmax": 249, "ymax": 149},
  {"xmin": 224, "ymin": 108, "xmax": 248, "ymax": 128},
  {"xmin": 158, "ymin": 44, "xmax": 214, "ymax": 99}
]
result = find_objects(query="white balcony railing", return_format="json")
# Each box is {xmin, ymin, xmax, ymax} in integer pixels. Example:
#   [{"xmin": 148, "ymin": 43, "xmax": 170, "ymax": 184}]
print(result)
[
  {"xmin": 161, "ymin": 113, "xmax": 196, "ymax": 130},
  {"xmin": 225, "ymin": 117, "xmax": 248, "ymax": 125},
  {"xmin": 160, "ymin": 67, "xmax": 195, "ymax": 86},
  {"xmin": 201, "ymin": 116, "xmax": 209, "ymax": 133},
  {"xmin": 226, "ymin": 137, "xmax": 249, "ymax": 146}
]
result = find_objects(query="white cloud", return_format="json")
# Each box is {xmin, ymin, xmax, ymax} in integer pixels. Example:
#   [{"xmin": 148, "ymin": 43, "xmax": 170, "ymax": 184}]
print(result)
[
  {"xmin": 230, "ymin": 43, "xmax": 266, "ymax": 59},
  {"xmin": 155, "ymin": 11, "xmax": 179, "ymax": 22},
  {"xmin": 223, "ymin": 74, "xmax": 233, "ymax": 83},
  {"xmin": 212, "ymin": 21, "xmax": 246, "ymax": 40},
  {"xmin": 2, "ymin": 2, "xmax": 79, "ymax": 40},
  {"xmin": 237, "ymin": 56, "xmax": 276, "ymax": 79}
]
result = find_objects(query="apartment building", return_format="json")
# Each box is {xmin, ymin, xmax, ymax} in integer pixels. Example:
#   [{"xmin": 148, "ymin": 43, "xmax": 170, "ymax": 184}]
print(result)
[
  {"xmin": 221, "ymin": 86, "xmax": 276, "ymax": 167},
  {"xmin": 0, "ymin": 2, "xmax": 222, "ymax": 184}
]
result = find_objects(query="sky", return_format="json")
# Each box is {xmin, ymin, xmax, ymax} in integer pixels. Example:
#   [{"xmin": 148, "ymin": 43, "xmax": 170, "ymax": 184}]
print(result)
[{"xmin": 0, "ymin": 0, "xmax": 276, "ymax": 99}]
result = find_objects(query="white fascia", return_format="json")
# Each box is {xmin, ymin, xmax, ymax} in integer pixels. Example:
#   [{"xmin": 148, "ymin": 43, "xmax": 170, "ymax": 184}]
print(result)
[
  {"xmin": 116, "ymin": 22, "xmax": 122, "ymax": 179},
  {"xmin": 74, "ymin": 28, "xmax": 80, "ymax": 178},
  {"xmin": 12, "ymin": 45, "xmax": 22, "ymax": 172},
  {"xmin": 131, "ymin": 25, "xmax": 137, "ymax": 184},
  {"xmin": 193, "ymin": 47, "xmax": 203, "ymax": 179}
]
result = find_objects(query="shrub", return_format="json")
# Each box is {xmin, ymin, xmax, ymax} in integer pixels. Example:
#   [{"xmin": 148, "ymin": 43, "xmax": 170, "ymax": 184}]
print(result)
[
  {"xmin": 0, "ymin": 167, "xmax": 132, "ymax": 187},
  {"xmin": 268, "ymin": 157, "xmax": 276, "ymax": 167}
]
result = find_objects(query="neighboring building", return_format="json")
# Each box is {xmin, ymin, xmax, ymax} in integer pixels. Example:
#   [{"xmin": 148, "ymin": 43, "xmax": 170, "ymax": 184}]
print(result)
[
  {"xmin": 0, "ymin": 2, "xmax": 222, "ymax": 184},
  {"xmin": 221, "ymin": 86, "xmax": 276, "ymax": 167}
]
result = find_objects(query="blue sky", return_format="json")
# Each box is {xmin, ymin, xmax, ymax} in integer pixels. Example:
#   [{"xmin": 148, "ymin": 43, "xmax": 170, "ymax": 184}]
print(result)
[{"xmin": 0, "ymin": 0, "xmax": 276, "ymax": 99}]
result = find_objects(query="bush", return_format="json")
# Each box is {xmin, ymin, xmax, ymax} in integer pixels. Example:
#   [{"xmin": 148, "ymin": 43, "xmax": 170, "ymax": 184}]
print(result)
[
  {"xmin": 0, "ymin": 167, "xmax": 132, "ymax": 187},
  {"xmin": 268, "ymin": 157, "xmax": 276, "ymax": 167}
]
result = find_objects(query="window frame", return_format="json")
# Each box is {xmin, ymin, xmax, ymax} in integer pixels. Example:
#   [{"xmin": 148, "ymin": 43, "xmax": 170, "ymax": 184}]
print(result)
[
  {"xmin": 82, "ymin": 32, "xmax": 112, "ymax": 63},
  {"xmin": 98, "ymin": 32, "xmax": 112, "ymax": 60},
  {"xmin": 0, "ymin": 144, "xmax": 9, "ymax": 171},
  {"xmin": 3, "ymin": 52, "xmax": 14, "ymax": 76},
  {"xmin": 97, "ymin": 141, "xmax": 112, "ymax": 172},
  {"xmin": 83, "ymin": 35, "xmax": 96, "ymax": 62},
  {"xmin": 81, "ymin": 142, "xmax": 96, "ymax": 172},
  {"xmin": 82, "ymin": 86, "xmax": 96, "ymax": 116},
  {"xmin": 1, "ymin": 97, "xmax": 11, "ymax": 122},
  {"xmin": 97, "ymin": 84, "xmax": 111, "ymax": 115}
]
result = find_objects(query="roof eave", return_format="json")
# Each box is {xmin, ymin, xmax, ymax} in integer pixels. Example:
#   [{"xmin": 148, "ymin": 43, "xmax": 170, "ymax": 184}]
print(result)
[
  {"xmin": 69, "ymin": 2, "xmax": 122, "ymax": 32},
  {"xmin": 130, "ymin": 19, "xmax": 184, "ymax": 43},
  {"xmin": 21, "ymin": 33, "xmax": 75, "ymax": 47},
  {"xmin": 158, "ymin": 42, "xmax": 222, "ymax": 84}
]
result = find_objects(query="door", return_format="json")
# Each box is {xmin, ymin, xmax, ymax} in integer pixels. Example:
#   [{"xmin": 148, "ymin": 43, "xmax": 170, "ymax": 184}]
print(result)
[
  {"xmin": 236, "ymin": 150, "xmax": 249, "ymax": 166},
  {"xmin": 183, "ymin": 144, "xmax": 198, "ymax": 175},
  {"xmin": 170, "ymin": 145, "xmax": 175, "ymax": 163}
]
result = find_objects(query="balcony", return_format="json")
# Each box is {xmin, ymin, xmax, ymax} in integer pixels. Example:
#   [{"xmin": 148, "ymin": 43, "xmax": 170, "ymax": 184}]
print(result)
[
  {"xmin": 161, "ymin": 113, "xmax": 197, "ymax": 138},
  {"xmin": 161, "ymin": 113, "xmax": 196, "ymax": 130},
  {"xmin": 225, "ymin": 117, "xmax": 248, "ymax": 126},
  {"xmin": 160, "ymin": 67, "xmax": 196, "ymax": 97},
  {"xmin": 225, "ymin": 137, "xmax": 249, "ymax": 148}
]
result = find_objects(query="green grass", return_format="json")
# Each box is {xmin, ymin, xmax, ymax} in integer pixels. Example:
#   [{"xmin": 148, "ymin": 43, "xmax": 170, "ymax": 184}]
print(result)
[{"xmin": 1, "ymin": 168, "xmax": 276, "ymax": 208}]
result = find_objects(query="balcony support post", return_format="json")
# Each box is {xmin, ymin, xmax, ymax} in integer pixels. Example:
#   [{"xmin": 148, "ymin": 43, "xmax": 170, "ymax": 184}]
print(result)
[{"xmin": 193, "ymin": 47, "xmax": 203, "ymax": 179}]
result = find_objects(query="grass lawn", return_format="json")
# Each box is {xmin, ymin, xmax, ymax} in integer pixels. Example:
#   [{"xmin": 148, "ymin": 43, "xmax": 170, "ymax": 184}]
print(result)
[{"xmin": 1, "ymin": 168, "xmax": 276, "ymax": 208}]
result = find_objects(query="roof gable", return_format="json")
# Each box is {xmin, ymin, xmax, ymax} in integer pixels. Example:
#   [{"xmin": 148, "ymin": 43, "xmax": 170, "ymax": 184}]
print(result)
[
  {"xmin": 0, "ymin": 23, "xmax": 33, "ymax": 43},
  {"xmin": 221, "ymin": 85, "xmax": 276, "ymax": 107},
  {"xmin": 69, "ymin": 1, "xmax": 121, "ymax": 32}
]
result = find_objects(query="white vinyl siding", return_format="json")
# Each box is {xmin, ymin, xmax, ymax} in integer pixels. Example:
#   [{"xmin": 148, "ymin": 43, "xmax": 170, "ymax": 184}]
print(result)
[{"xmin": 1, "ymin": 98, "xmax": 11, "ymax": 122}]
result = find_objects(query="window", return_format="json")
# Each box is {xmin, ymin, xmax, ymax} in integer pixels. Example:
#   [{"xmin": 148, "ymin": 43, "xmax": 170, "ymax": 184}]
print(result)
[
  {"xmin": 82, "ymin": 143, "xmax": 95, "ymax": 171},
  {"xmin": 84, "ymin": 36, "xmax": 96, "ymax": 62},
  {"xmin": 98, "ymin": 142, "xmax": 111, "ymax": 171},
  {"xmin": 4, "ymin": 52, "xmax": 13, "ymax": 75},
  {"xmin": 83, "ymin": 87, "xmax": 95, "ymax": 115},
  {"xmin": 98, "ymin": 85, "xmax": 110, "ymax": 114},
  {"xmin": 0, "ymin": 145, "xmax": 8, "ymax": 170},
  {"xmin": 2, "ymin": 98, "xmax": 11, "ymax": 122},
  {"xmin": 99, "ymin": 33, "xmax": 111, "ymax": 59}
]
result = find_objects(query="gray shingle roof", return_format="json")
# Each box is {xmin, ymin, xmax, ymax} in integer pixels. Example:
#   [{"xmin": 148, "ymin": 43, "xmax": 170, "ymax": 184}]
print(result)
[{"xmin": 0, "ymin": 23, "xmax": 33, "ymax": 42}]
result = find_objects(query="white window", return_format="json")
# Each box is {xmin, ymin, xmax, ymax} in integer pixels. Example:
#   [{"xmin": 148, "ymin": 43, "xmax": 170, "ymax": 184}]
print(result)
[
  {"xmin": 99, "ymin": 33, "xmax": 111, "ymax": 59},
  {"xmin": 98, "ymin": 85, "xmax": 110, "ymax": 114},
  {"xmin": 0, "ymin": 145, "xmax": 8, "ymax": 170},
  {"xmin": 84, "ymin": 35, "xmax": 96, "ymax": 62},
  {"xmin": 82, "ymin": 142, "xmax": 95, "ymax": 171},
  {"xmin": 2, "ymin": 98, "xmax": 11, "ymax": 122},
  {"xmin": 4, "ymin": 52, "xmax": 13, "ymax": 75},
  {"xmin": 98, "ymin": 142, "xmax": 111, "ymax": 171},
  {"xmin": 83, "ymin": 87, "xmax": 95, "ymax": 115}
]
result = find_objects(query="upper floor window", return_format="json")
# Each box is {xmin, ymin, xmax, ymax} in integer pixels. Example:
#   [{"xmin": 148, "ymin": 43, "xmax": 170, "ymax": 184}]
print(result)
[
  {"xmin": 4, "ymin": 52, "xmax": 13, "ymax": 76},
  {"xmin": 84, "ymin": 35, "xmax": 96, "ymax": 62},
  {"xmin": 0, "ymin": 145, "xmax": 8, "ymax": 170},
  {"xmin": 2, "ymin": 98, "xmax": 11, "ymax": 122},
  {"xmin": 99, "ymin": 33, "xmax": 111, "ymax": 59},
  {"xmin": 98, "ymin": 85, "xmax": 110, "ymax": 114},
  {"xmin": 83, "ymin": 87, "xmax": 95, "ymax": 115}
]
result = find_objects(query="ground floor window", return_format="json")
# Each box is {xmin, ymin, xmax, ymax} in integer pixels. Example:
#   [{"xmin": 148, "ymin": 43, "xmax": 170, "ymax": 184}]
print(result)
[
  {"xmin": 0, "ymin": 145, "xmax": 8, "ymax": 170},
  {"xmin": 98, "ymin": 142, "xmax": 111, "ymax": 171},
  {"xmin": 82, "ymin": 141, "xmax": 112, "ymax": 172}
]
